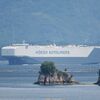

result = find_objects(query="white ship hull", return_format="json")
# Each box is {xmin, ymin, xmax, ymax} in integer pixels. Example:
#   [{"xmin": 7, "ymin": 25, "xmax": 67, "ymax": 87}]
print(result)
[{"xmin": 1, "ymin": 44, "xmax": 100, "ymax": 65}]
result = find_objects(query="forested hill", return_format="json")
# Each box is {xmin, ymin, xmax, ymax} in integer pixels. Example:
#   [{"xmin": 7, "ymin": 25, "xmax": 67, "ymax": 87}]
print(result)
[{"xmin": 0, "ymin": 0, "xmax": 100, "ymax": 46}]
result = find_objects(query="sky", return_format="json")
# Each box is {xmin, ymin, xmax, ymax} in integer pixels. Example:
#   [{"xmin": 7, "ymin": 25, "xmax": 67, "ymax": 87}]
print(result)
[{"xmin": 0, "ymin": 0, "xmax": 100, "ymax": 46}]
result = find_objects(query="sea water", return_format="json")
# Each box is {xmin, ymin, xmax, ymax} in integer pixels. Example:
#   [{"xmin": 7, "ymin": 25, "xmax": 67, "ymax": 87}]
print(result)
[{"xmin": 0, "ymin": 63, "xmax": 100, "ymax": 100}]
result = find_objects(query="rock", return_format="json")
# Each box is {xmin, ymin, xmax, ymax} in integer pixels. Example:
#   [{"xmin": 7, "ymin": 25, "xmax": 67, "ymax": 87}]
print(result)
[
  {"xmin": 94, "ymin": 69, "xmax": 100, "ymax": 85},
  {"xmin": 34, "ymin": 61, "xmax": 79, "ymax": 85}
]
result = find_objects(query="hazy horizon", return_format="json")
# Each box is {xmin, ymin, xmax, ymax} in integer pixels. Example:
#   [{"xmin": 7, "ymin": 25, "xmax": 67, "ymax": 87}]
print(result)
[{"xmin": 0, "ymin": 0, "xmax": 100, "ymax": 46}]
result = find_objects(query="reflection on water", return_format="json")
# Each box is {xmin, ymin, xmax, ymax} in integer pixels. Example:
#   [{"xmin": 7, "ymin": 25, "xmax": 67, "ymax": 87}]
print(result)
[
  {"xmin": 0, "ymin": 85, "xmax": 100, "ymax": 100},
  {"xmin": 46, "ymin": 98, "xmax": 64, "ymax": 100}
]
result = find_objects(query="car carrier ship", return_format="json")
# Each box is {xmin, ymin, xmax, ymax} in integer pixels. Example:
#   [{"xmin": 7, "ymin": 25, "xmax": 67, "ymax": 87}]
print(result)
[{"xmin": 1, "ymin": 43, "xmax": 100, "ymax": 65}]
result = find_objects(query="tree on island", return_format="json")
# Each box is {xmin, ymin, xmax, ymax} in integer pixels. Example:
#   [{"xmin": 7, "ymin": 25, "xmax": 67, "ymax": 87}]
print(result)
[
  {"xmin": 40, "ymin": 61, "xmax": 56, "ymax": 85},
  {"xmin": 35, "ymin": 61, "xmax": 79, "ymax": 85}
]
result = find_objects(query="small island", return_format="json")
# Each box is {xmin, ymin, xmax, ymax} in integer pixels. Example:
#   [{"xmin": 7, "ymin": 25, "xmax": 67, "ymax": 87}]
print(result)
[
  {"xmin": 94, "ymin": 69, "xmax": 100, "ymax": 86},
  {"xmin": 34, "ymin": 61, "xmax": 79, "ymax": 85}
]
